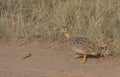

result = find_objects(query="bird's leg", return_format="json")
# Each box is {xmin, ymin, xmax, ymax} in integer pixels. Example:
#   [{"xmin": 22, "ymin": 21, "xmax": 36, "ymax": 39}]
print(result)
[{"xmin": 80, "ymin": 54, "xmax": 87, "ymax": 64}]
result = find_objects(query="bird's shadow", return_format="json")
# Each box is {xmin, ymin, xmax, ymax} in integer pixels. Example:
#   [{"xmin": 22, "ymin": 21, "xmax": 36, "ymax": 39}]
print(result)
[{"xmin": 80, "ymin": 54, "xmax": 103, "ymax": 58}]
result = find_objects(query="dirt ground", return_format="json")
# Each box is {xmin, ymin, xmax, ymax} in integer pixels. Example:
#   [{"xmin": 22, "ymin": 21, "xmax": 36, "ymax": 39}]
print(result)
[{"xmin": 0, "ymin": 40, "xmax": 120, "ymax": 77}]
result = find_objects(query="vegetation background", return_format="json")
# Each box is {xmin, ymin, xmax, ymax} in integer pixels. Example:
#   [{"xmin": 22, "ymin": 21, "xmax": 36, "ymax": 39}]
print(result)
[{"xmin": 0, "ymin": 0, "xmax": 119, "ymax": 55}]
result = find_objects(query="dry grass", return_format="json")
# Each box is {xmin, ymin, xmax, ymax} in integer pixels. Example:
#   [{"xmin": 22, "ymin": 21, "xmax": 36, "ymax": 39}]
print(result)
[{"xmin": 0, "ymin": 0, "xmax": 119, "ymax": 55}]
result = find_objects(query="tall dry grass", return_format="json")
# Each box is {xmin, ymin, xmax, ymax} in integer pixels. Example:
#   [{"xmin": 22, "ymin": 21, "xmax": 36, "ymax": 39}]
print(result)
[{"xmin": 0, "ymin": 0, "xmax": 119, "ymax": 55}]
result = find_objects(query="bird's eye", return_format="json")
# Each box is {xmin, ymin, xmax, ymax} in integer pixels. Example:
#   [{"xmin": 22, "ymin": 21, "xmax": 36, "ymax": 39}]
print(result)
[{"xmin": 63, "ymin": 28, "xmax": 66, "ymax": 30}]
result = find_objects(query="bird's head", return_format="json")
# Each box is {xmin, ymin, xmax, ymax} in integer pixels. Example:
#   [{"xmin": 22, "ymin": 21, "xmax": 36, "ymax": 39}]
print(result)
[
  {"xmin": 60, "ymin": 26, "xmax": 69, "ymax": 33},
  {"xmin": 60, "ymin": 26, "xmax": 70, "ymax": 39},
  {"xmin": 54, "ymin": 26, "xmax": 70, "ymax": 39}
]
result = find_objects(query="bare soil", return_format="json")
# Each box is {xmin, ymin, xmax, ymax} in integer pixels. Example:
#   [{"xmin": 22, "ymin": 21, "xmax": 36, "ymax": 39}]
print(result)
[{"xmin": 0, "ymin": 40, "xmax": 120, "ymax": 77}]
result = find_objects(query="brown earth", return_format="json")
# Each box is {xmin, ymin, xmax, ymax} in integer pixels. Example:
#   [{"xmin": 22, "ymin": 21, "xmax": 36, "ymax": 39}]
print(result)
[{"xmin": 0, "ymin": 39, "xmax": 120, "ymax": 77}]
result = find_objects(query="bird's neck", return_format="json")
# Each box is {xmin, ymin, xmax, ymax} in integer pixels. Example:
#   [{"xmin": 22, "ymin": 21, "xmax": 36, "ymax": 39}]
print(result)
[{"xmin": 65, "ymin": 32, "xmax": 70, "ymax": 39}]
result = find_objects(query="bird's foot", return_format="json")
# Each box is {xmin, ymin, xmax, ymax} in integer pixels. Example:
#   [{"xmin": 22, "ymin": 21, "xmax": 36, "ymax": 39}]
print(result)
[{"xmin": 75, "ymin": 55, "xmax": 81, "ymax": 59}]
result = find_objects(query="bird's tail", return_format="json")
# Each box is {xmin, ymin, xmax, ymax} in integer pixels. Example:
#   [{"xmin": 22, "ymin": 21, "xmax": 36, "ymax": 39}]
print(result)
[{"xmin": 98, "ymin": 45, "xmax": 110, "ymax": 57}]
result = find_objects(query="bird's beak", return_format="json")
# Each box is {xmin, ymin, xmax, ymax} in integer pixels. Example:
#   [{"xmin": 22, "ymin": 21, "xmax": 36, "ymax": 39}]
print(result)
[{"xmin": 53, "ymin": 27, "xmax": 61, "ymax": 31}]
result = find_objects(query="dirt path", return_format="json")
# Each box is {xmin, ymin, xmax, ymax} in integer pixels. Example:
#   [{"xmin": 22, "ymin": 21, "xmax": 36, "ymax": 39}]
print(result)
[{"xmin": 0, "ymin": 40, "xmax": 120, "ymax": 77}]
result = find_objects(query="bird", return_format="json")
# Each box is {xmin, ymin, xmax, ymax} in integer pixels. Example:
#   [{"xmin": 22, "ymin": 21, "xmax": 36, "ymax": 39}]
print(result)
[{"xmin": 59, "ymin": 26, "xmax": 104, "ymax": 64}]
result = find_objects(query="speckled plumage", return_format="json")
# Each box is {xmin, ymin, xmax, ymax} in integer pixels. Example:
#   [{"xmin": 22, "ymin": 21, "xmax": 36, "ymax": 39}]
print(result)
[
  {"xmin": 67, "ymin": 36, "xmax": 100, "ymax": 55},
  {"xmin": 60, "ymin": 26, "xmax": 105, "ymax": 63}
]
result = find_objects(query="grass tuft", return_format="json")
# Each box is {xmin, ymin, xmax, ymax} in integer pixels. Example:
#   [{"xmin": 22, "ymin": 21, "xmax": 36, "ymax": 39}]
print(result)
[{"xmin": 0, "ymin": 0, "xmax": 119, "ymax": 55}]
